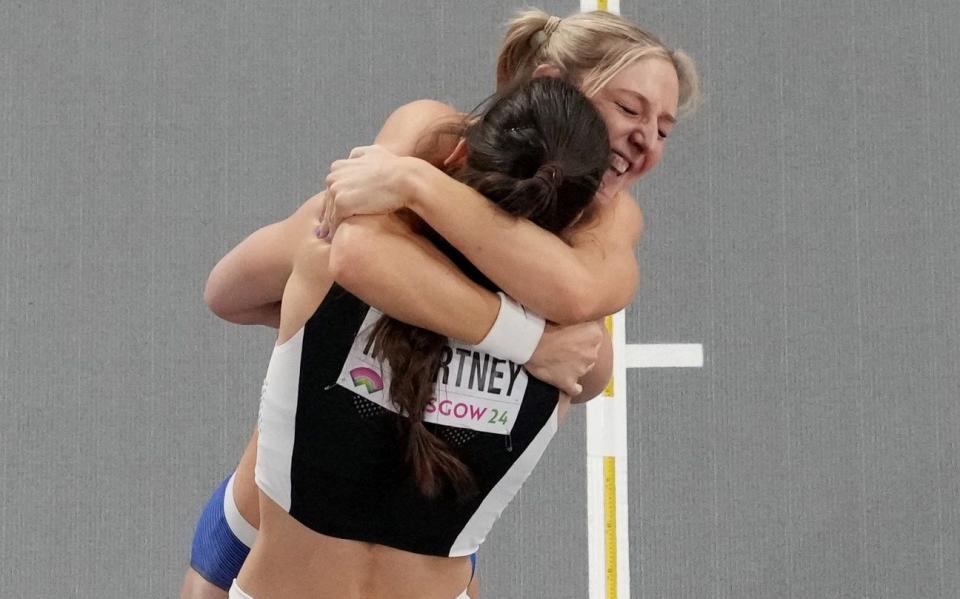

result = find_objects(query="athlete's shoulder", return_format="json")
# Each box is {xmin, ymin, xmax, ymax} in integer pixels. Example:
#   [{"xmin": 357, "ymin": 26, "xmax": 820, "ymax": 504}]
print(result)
[
  {"xmin": 616, "ymin": 192, "xmax": 644, "ymax": 241},
  {"xmin": 376, "ymin": 100, "xmax": 465, "ymax": 159},
  {"xmin": 381, "ymin": 99, "xmax": 463, "ymax": 134},
  {"xmin": 575, "ymin": 191, "xmax": 644, "ymax": 246},
  {"xmin": 390, "ymin": 99, "xmax": 460, "ymax": 119}
]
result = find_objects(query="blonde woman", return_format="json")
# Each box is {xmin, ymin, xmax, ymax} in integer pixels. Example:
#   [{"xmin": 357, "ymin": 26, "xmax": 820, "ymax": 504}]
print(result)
[{"xmin": 182, "ymin": 9, "xmax": 699, "ymax": 599}]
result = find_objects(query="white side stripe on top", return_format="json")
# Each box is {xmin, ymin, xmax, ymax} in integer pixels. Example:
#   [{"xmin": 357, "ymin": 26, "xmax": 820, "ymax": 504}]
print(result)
[
  {"xmin": 254, "ymin": 327, "xmax": 305, "ymax": 512},
  {"xmin": 448, "ymin": 405, "xmax": 560, "ymax": 557}
]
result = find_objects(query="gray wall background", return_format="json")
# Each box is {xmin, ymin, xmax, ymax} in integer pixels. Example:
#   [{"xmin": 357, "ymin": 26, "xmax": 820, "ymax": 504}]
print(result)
[{"xmin": 2, "ymin": 1, "xmax": 957, "ymax": 597}]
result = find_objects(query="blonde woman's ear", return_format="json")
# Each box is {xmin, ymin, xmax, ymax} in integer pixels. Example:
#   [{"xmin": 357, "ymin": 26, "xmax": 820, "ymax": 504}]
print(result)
[
  {"xmin": 531, "ymin": 63, "xmax": 563, "ymax": 79},
  {"xmin": 442, "ymin": 138, "xmax": 469, "ymax": 168}
]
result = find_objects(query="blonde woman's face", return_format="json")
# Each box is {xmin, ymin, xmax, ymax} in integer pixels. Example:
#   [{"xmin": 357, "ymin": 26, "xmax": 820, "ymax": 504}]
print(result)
[{"xmin": 591, "ymin": 58, "xmax": 680, "ymax": 198}]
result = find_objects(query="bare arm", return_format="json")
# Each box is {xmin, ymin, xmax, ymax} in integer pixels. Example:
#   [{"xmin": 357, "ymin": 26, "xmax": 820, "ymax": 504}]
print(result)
[
  {"xmin": 203, "ymin": 100, "xmax": 461, "ymax": 326},
  {"xmin": 204, "ymin": 192, "xmax": 325, "ymax": 326},
  {"xmin": 404, "ymin": 161, "xmax": 643, "ymax": 323},
  {"xmin": 205, "ymin": 99, "xmax": 606, "ymax": 393},
  {"xmin": 329, "ymin": 214, "xmax": 500, "ymax": 343},
  {"xmin": 205, "ymin": 100, "xmax": 515, "ymax": 344},
  {"xmin": 322, "ymin": 100, "xmax": 507, "ymax": 341},
  {"xmin": 326, "ymin": 152, "xmax": 645, "ymax": 324}
]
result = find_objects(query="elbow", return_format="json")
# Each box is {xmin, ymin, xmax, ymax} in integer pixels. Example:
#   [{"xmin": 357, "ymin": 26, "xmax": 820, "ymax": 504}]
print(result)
[
  {"xmin": 548, "ymin": 282, "xmax": 603, "ymax": 325},
  {"xmin": 203, "ymin": 273, "xmax": 233, "ymax": 321},
  {"xmin": 571, "ymin": 361, "xmax": 613, "ymax": 404},
  {"xmin": 202, "ymin": 266, "xmax": 261, "ymax": 324},
  {"xmin": 203, "ymin": 281, "xmax": 248, "ymax": 324},
  {"xmin": 550, "ymin": 265, "xmax": 636, "ymax": 324}
]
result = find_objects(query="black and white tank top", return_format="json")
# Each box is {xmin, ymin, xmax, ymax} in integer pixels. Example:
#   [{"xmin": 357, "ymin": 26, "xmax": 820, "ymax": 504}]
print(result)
[{"xmin": 255, "ymin": 285, "xmax": 560, "ymax": 557}]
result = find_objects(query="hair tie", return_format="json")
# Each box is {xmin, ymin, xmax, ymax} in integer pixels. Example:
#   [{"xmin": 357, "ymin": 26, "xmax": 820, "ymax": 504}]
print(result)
[
  {"xmin": 543, "ymin": 16, "xmax": 562, "ymax": 37},
  {"xmin": 535, "ymin": 163, "xmax": 562, "ymax": 186},
  {"xmin": 530, "ymin": 16, "xmax": 562, "ymax": 50}
]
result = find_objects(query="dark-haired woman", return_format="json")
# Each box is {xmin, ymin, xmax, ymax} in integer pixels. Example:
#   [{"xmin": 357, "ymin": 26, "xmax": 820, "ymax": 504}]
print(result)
[
  {"xmin": 231, "ymin": 77, "xmax": 609, "ymax": 599},
  {"xmin": 182, "ymin": 99, "xmax": 606, "ymax": 599}
]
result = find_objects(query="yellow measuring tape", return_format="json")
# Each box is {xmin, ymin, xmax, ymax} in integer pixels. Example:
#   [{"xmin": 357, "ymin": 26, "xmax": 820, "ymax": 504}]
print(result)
[
  {"xmin": 602, "ymin": 316, "xmax": 617, "ymax": 598},
  {"xmin": 603, "ymin": 456, "xmax": 617, "ymax": 597}
]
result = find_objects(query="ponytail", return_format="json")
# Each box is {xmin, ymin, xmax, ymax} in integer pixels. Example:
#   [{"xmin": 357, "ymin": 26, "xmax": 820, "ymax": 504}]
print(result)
[
  {"xmin": 495, "ymin": 9, "xmax": 559, "ymax": 89},
  {"xmin": 368, "ymin": 318, "xmax": 475, "ymax": 498}
]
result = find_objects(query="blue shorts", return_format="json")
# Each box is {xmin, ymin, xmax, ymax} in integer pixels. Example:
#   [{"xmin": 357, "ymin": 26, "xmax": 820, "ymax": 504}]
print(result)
[{"xmin": 189, "ymin": 474, "xmax": 256, "ymax": 591}]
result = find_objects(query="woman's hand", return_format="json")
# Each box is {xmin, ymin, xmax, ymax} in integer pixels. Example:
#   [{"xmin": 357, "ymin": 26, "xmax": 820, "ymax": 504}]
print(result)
[
  {"xmin": 524, "ymin": 321, "xmax": 605, "ymax": 397},
  {"xmin": 322, "ymin": 145, "xmax": 419, "ymax": 238}
]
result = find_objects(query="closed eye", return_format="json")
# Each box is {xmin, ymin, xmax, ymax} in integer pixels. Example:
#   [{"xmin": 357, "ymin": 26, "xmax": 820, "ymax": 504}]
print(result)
[{"xmin": 616, "ymin": 102, "xmax": 639, "ymax": 117}]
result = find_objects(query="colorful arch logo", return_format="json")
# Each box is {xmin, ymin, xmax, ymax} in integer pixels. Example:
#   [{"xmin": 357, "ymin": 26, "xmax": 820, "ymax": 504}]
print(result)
[{"xmin": 349, "ymin": 366, "xmax": 384, "ymax": 393}]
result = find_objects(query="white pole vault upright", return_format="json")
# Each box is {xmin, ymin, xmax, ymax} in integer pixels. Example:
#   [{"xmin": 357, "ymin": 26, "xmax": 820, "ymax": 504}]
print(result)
[
  {"xmin": 586, "ymin": 310, "xmax": 631, "ymax": 599},
  {"xmin": 581, "ymin": 0, "xmax": 621, "ymax": 14},
  {"xmin": 585, "ymin": 310, "xmax": 703, "ymax": 599}
]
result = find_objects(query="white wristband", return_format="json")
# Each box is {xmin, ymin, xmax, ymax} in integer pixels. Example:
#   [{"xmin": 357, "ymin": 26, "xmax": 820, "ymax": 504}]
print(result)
[{"xmin": 474, "ymin": 292, "xmax": 546, "ymax": 364}]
